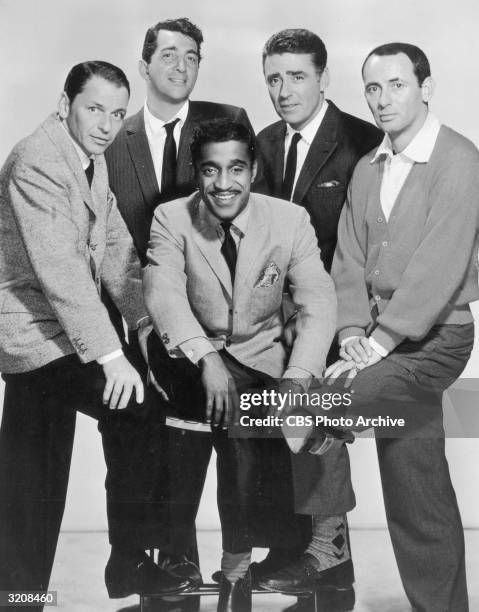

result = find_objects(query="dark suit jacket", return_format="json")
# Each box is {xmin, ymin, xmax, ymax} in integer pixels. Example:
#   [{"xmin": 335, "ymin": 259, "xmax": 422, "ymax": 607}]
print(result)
[
  {"xmin": 255, "ymin": 100, "xmax": 382, "ymax": 272},
  {"xmin": 105, "ymin": 101, "xmax": 252, "ymax": 264}
]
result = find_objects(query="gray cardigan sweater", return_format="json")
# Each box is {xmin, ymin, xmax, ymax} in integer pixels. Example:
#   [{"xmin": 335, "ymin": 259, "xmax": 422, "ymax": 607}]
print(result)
[{"xmin": 332, "ymin": 125, "xmax": 479, "ymax": 353}]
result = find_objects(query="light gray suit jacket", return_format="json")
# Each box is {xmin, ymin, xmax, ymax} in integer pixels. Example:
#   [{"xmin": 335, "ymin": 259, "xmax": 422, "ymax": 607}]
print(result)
[
  {"xmin": 0, "ymin": 113, "xmax": 146, "ymax": 373},
  {"xmin": 144, "ymin": 192, "xmax": 336, "ymax": 378}
]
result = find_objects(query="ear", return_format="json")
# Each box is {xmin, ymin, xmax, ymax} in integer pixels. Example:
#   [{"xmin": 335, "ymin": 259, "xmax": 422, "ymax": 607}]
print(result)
[
  {"xmin": 58, "ymin": 91, "xmax": 70, "ymax": 120},
  {"xmin": 319, "ymin": 66, "xmax": 330, "ymax": 92},
  {"xmin": 139, "ymin": 59, "xmax": 149, "ymax": 82},
  {"xmin": 421, "ymin": 76, "xmax": 435, "ymax": 103},
  {"xmin": 250, "ymin": 160, "xmax": 258, "ymax": 183}
]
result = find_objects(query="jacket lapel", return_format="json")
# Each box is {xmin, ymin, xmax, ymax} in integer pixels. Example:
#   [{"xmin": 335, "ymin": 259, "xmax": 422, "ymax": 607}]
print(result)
[
  {"xmin": 43, "ymin": 114, "xmax": 97, "ymax": 216},
  {"xmin": 192, "ymin": 196, "xmax": 233, "ymax": 298},
  {"xmin": 234, "ymin": 195, "xmax": 267, "ymax": 290},
  {"xmin": 177, "ymin": 106, "xmax": 196, "ymax": 185},
  {"xmin": 268, "ymin": 122, "xmax": 286, "ymax": 195},
  {"xmin": 292, "ymin": 101, "xmax": 339, "ymax": 202},
  {"xmin": 125, "ymin": 110, "xmax": 160, "ymax": 208}
]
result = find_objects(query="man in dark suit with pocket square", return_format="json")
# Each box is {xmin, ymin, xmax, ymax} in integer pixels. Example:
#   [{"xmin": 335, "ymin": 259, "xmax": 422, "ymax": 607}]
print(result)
[{"xmin": 254, "ymin": 28, "xmax": 381, "ymax": 611}]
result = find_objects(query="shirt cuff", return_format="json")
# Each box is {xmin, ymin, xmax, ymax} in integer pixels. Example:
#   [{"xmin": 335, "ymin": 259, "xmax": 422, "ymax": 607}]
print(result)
[
  {"xmin": 283, "ymin": 366, "xmax": 314, "ymax": 392},
  {"xmin": 370, "ymin": 325, "xmax": 405, "ymax": 353},
  {"xmin": 178, "ymin": 337, "xmax": 217, "ymax": 364},
  {"xmin": 136, "ymin": 315, "xmax": 151, "ymax": 330},
  {"xmin": 97, "ymin": 349, "xmax": 123, "ymax": 365},
  {"xmin": 368, "ymin": 337, "xmax": 389, "ymax": 357}
]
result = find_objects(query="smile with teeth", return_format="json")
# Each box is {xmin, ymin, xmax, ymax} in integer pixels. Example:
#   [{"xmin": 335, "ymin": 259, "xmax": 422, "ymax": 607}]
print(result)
[{"xmin": 212, "ymin": 192, "xmax": 238, "ymax": 201}]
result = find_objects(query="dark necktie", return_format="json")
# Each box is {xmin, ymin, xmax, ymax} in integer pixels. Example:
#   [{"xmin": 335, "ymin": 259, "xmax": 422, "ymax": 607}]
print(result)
[
  {"xmin": 160, "ymin": 118, "xmax": 180, "ymax": 200},
  {"xmin": 281, "ymin": 132, "xmax": 302, "ymax": 200},
  {"xmin": 221, "ymin": 222, "xmax": 237, "ymax": 283},
  {"xmin": 85, "ymin": 159, "xmax": 94, "ymax": 188}
]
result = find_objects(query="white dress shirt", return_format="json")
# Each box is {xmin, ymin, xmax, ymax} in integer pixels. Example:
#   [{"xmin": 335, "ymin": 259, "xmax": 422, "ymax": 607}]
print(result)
[
  {"xmin": 283, "ymin": 101, "xmax": 329, "ymax": 199},
  {"xmin": 144, "ymin": 100, "xmax": 189, "ymax": 189}
]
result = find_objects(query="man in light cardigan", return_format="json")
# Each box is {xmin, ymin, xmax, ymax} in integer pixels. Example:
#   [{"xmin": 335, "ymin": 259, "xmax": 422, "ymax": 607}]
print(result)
[{"xmin": 260, "ymin": 43, "xmax": 479, "ymax": 612}]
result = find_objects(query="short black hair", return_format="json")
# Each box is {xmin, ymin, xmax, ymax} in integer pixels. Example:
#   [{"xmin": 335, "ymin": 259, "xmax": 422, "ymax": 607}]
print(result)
[
  {"xmin": 190, "ymin": 118, "xmax": 256, "ymax": 167},
  {"xmin": 262, "ymin": 28, "xmax": 327, "ymax": 73},
  {"xmin": 362, "ymin": 42, "xmax": 431, "ymax": 85},
  {"xmin": 142, "ymin": 18, "xmax": 203, "ymax": 64},
  {"xmin": 63, "ymin": 61, "xmax": 130, "ymax": 102}
]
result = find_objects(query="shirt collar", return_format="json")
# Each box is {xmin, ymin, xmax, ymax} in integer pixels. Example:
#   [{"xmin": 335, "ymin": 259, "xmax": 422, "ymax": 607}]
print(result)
[
  {"xmin": 286, "ymin": 100, "xmax": 329, "ymax": 145},
  {"xmin": 371, "ymin": 112, "xmax": 441, "ymax": 164},
  {"xmin": 200, "ymin": 199, "xmax": 251, "ymax": 237},
  {"xmin": 60, "ymin": 119, "xmax": 93, "ymax": 170},
  {"xmin": 143, "ymin": 99, "xmax": 189, "ymax": 135}
]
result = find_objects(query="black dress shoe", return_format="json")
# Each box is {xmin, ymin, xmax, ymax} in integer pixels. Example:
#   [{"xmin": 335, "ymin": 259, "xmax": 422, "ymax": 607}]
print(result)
[
  {"xmin": 158, "ymin": 553, "xmax": 203, "ymax": 588},
  {"xmin": 105, "ymin": 550, "xmax": 191, "ymax": 598},
  {"xmin": 259, "ymin": 554, "xmax": 354, "ymax": 594},
  {"xmin": 217, "ymin": 570, "xmax": 252, "ymax": 612},
  {"xmin": 212, "ymin": 549, "xmax": 299, "ymax": 586}
]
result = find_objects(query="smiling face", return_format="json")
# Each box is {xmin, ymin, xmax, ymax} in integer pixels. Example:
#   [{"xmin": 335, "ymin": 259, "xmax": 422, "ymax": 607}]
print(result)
[
  {"xmin": 363, "ymin": 52, "xmax": 433, "ymax": 151},
  {"xmin": 140, "ymin": 29, "xmax": 199, "ymax": 106},
  {"xmin": 58, "ymin": 75, "xmax": 128, "ymax": 156},
  {"xmin": 196, "ymin": 140, "xmax": 257, "ymax": 222},
  {"xmin": 263, "ymin": 52, "xmax": 328, "ymax": 131}
]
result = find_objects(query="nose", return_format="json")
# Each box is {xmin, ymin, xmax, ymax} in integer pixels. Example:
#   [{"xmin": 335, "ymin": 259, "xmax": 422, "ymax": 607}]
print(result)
[
  {"xmin": 378, "ymin": 88, "xmax": 391, "ymax": 109},
  {"xmin": 175, "ymin": 55, "xmax": 186, "ymax": 72},
  {"xmin": 213, "ymin": 171, "xmax": 232, "ymax": 191},
  {"xmin": 98, "ymin": 113, "xmax": 112, "ymax": 134},
  {"xmin": 278, "ymin": 80, "xmax": 291, "ymax": 100}
]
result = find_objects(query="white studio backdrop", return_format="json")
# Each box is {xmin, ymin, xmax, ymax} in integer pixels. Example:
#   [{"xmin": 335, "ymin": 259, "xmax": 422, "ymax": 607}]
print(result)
[{"xmin": 0, "ymin": 0, "xmax": 478, "ymax": 531}]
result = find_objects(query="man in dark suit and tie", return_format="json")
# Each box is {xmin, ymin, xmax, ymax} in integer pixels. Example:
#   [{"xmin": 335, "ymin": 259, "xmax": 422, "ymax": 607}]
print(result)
[
  {"xmin": 254, "ymin": 29, "xmax": 381, "ymax": 611},
  {"xmin": 105, "ymin": 17, "xmax": 253, "ymax": 594}
]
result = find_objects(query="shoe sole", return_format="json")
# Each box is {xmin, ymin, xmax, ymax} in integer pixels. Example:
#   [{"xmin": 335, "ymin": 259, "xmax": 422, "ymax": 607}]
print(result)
[{"xmin": 106, "ymin": 581, "xmax": 191, "ymax": 598}]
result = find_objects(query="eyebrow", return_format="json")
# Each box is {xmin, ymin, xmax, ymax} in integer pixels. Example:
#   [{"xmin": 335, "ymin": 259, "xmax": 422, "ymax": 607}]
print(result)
[
  {"xmin": 267, "ymin": 70, "xmax": 305, "ymax": 79},
  {"xmin": 199, "ymin": 159, "xmax": 248, "ymax": 167},
  {"xmin": 159, "ymin": 45, "xmax": 198, "ymax": 56},
  {"xmin": 88, "ymin": 101, "xmax": 127, "ymax": 113},
  {"xmin": 365, "ymin": 77, "xmax": 403, "ymax": 87}
]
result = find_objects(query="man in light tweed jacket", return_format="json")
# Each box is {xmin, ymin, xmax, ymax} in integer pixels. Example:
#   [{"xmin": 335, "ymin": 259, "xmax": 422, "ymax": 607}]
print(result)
[{"xmin": 0, "ymin": 61, "xmax": 190, "ymax": 604}]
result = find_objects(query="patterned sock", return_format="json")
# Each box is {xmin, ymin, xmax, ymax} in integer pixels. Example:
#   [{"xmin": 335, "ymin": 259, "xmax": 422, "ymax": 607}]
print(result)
[
  {"xmin": 221, "ymin": 550, "xmax": 252, "ymax": 584},
  {"xmin": 305, "ymin": 514, "xmax": 350, "ymax": 570}
]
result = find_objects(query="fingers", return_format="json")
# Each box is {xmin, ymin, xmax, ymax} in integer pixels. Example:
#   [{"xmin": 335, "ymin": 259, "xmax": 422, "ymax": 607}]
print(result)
[{"xmin": 326, "ymin": 359, "xmax": 358, "ymax": 386}]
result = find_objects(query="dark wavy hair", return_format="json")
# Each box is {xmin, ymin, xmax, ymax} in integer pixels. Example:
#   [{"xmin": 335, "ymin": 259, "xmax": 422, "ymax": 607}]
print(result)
[
  {"xmin": 63, "ymin": 61, "xmax": 130, "ymax": 102},
  {"xmin": 142, "ymin": 18, "xmax": 203, "ymax": 64},
  {"xmin": 190, "ymin": 118, "xmax": 256, "ymax": 167},
  {"xmin": 262, "ymin": 28, "xmax": 327, "ymax": 73}
]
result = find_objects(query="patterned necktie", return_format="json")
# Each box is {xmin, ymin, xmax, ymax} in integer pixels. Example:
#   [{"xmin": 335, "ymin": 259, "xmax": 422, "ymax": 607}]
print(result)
[
  {"xmin": 85, "ymin": 159, "xmax": 94, "ymax": 188},
  {"xmin": 221, "ymin": 222, "xmax": 238, "ymax": 283},
  {"xmin": 281, "ymin": 132, "xmax": 302, "ymax": 200},
  {"xmin": 160, "ymin": 118, "xmax": 180, "ymax": 201}
]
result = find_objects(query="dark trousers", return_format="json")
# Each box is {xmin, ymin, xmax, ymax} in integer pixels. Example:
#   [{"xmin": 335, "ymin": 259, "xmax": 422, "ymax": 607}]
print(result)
[
  {"xmin": 0, "ymin": 354, "xmax": 164, "ymax": 599},
  {"xmin": 302, "ymin": 324, "xmax": 473, "ymax": 612},
  {"xmin": 147, "ymin": 341, "xmax": 310, "ymax": 558}
]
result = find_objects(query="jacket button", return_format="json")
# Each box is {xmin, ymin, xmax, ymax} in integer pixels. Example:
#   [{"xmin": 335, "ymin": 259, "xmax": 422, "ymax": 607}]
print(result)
[{"xmin": 377, "ymin": 217, "xmax": 383, "ymax": 223}]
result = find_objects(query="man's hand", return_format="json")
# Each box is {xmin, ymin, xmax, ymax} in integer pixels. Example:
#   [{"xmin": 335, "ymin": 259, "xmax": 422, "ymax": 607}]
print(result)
[
  {"xmin": 340, "ymin": 336, "xmax": 372, "ymax": 365},
  {"xmin": 199, "ymin": 352, "xmax": 239, "ymax": 428},
  {"xmin": 102, "ymin": 354, "xmax": 144, "ymax": 410},
  {"xmin": 325, "ymin": 347, "xmax": 383, "ymax": 387}
]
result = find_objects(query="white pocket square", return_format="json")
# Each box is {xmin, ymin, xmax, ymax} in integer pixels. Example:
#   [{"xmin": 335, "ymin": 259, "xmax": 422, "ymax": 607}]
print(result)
[
  {"xmin": 255, "ymin": 261, "xmax": 281, "ymax": 288},
  {"xmin": 318, "ymin": 179, "xmax": 341, "ymax": 188}
]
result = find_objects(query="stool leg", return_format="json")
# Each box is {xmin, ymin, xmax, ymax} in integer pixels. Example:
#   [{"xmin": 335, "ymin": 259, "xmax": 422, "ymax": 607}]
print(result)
[{"xmin": 140, "ymin": 594, "xmax": 145, "ymax": 612}]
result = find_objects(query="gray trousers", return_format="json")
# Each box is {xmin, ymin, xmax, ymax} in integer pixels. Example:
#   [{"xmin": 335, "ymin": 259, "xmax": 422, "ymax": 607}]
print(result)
[{"xmin": 294, "ymin": 323, "xmax": 473, "ymax": 612}]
